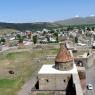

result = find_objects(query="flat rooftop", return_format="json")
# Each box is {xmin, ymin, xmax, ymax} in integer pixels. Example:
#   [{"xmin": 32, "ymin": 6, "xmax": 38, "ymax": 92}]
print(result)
[{"xmin": 38, "ymin": 64, "xmax": 77, "ymax": 74}]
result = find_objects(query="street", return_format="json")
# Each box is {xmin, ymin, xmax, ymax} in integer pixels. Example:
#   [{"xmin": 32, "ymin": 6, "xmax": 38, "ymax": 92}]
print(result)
[{"xmin": 86, "ymin": 65, "xmax": 95, "ymax": 95}]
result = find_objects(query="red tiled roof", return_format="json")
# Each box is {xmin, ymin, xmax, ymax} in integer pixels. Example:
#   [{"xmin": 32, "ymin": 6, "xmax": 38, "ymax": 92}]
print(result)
[{"xmin": 55, "ymin": 44, "xmax": 73, "ymax": 63}]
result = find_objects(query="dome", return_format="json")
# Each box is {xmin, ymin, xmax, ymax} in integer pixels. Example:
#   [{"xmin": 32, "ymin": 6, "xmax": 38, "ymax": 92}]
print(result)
[
  {"xmin": 55, "ymin": 43, "xmax": 73, "ymax": 71},
  {"xmin": 55, "ymin": 43, "xmax": 73, "ymax": 63}
]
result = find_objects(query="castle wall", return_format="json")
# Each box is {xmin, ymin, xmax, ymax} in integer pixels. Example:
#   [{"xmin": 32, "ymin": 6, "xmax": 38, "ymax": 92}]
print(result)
[
  {"xmin": 77, "ymin": 67, "xmax": 86, "ymax": 79},
  {"xmin": 74, "ymin": 52, "xmax": 95, "ymax": 68},
  {"xmin": 38, "ymin": 74, "xmax": 71, "ymax": 90},
  {"xmin": 87, "ymin": 52, "xmax": 95, "ymax": 67},
  {"xmin": 74, "ymin": 58, "xmax": 87, "ymax": 67}
]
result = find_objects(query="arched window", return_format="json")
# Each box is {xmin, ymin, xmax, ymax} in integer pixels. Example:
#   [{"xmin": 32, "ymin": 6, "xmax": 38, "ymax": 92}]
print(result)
[
  {"xmin": 77, "ymin": 60, "xmax": 83, "ymax": 67},
  {"xmin": 64, "ymin": 80, "xmax": 66, "ymax": 83},
  {"xmin": 46, "ymin": 79, "xmax": 49, "ymax": 83}
]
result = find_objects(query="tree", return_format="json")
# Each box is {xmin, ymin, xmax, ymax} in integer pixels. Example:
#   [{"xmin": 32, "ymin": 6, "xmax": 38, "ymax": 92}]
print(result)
[
  {"xmin": 75, "ymin": 37, "xmax": 78, "ymax": 43},
  {"xmin": 46, "ymin": 36, "xmax": 50, "ymax": 42},
  {"xmin": 53, "ymin": 32, "xmax": 59, "ymax": 43},
  {"xmin": 67, "ymin": 26, "xmax": 73, "ymax": 31},
  {"xmin": 56, "ymin": 35, "xmax": 59, "ymax": 43},
  {"xmin": 16, "ymin": 34, "xmax": 21, "ymax": 39},
  {"xmin": 91, "ymin": 27, "xmax": 95, "ymax": 31},
  {"xmin": 86, "ymin": 27, "xmax": 91, "ymax": 31},
  {"xmin": 0, "ymin": 37, "xmax": 6, "ymax": 44},
  {"xmin": 18, "ymin": 36, "xmax": 24, "ymax": 43},
  {"xmin": 16, "ymin": 34, "xmax": 24, "ymax": 43},
  {"xmin": 28, "ymin": 33, "xmax": 31, "ymax": 39},
  {"xmin": 33, "ymin": 35, "xmax": 37, "ymax": 44}
]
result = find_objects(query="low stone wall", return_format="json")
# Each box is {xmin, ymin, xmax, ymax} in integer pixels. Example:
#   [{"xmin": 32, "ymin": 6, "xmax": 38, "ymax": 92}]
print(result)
[
  {"xmin": 77, "ymin": 67, "xmax": 86, "ymax": 79},
  {"xmin": 31, "ymin": 90, "xmax": 66, "ymax": 95},
  {"xmin": 0, "ymin": 48, "xmax": 31, "ymax": 56},
  {"xmin": 74, "ymin": 52, "xmax": 95, "ymax": 68},
  {"xmin": 74, "ymin": 57, "xmax": 87, "ymax": 68},
  {"xmin": 87, "ymin": 52, "xmax": 95, "ymax": 68}
]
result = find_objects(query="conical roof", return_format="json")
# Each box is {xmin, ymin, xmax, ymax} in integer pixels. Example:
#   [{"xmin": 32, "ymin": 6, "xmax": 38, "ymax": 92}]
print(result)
[{"xmin": 55, "ymin": 44, "xmax": 73, "ymax": 63}]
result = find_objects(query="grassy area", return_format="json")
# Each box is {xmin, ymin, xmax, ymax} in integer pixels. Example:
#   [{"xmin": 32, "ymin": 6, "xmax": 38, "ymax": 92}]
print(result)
[
  {"xmin": 37, "ymin": 93, "xmax": 50, "ymax": 95},
  {"xmin": 0, "ymin": 47, "xmax": 58, "ymax": 95},
  {"xmin": 0, "ymin": 79, "xmax": 23, "ymax": 95},
  {"xmin": 0, "ymin": 51, "xmax": 36, "ymax": 95},
  {"xmin": 0, "ymin": 79, "xmax": 17, "ymax": 88},
  {"xmin": 73, "ymin": 50, "xmax": 89, "ymax": 57},
  {"xmin": 0, "ymin": 28, "xmax": 18, "ymax": 35}
]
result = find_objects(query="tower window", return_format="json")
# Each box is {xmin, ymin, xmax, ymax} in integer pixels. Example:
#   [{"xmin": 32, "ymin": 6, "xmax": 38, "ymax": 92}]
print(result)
[
  {"xmin": 46, "ymin": 79, "xmax": 49, "ymax": 82},
  {"xmin": 64, "ymin": 80, "xmax": 66, "ymax": 82}
]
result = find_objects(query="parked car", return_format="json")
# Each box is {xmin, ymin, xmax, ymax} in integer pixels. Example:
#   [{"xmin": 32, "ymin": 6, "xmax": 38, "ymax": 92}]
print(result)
[{"xmin": 87, "ymin": 84, "xmax": 93, "ymax": 90}]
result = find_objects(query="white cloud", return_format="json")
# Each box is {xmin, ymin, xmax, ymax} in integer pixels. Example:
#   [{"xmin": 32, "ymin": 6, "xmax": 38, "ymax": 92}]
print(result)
[
  {"xmin": 75, "ymin": 15, "xmax": 79, "ymax": 18},
  {"xmin": 90, "ymin": 14, "xmax": 95, "ymax": 17}
]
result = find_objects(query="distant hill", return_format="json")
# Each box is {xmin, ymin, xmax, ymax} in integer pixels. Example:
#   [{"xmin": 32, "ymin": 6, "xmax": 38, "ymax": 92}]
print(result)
[
  {"xmin": 0, "ymin": 16, "xmax": 95, "ymax": 32},
  {"xmin": 0, "ymin": 22, "xmax": 60, "ymax": 32},
  {"xmin": 55, "ymin": 16, "xmax": 95, "ymax": 25}
]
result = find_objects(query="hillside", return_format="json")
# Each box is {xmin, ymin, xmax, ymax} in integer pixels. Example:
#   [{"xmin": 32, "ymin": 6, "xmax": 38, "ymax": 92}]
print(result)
[
  {"xmin": 55, "ymin": 16, "xmax": 95, "ymax": 25},
  {"xmin": 0, "ymin": 22, "xmax": 60, "ymax": 32},
  {"xmin": 0, "ymin": 16, "xmax": 95, "ymax": 32}
]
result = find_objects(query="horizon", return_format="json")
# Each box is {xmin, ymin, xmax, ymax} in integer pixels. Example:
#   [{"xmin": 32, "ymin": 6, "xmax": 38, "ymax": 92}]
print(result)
[
  {"xmin": 1, "ymin": 16, "xmax": 95, "ymax": 23},
  {"xmin": 0, "ymin": 0, "xmax": 95, "ymax": 23}
]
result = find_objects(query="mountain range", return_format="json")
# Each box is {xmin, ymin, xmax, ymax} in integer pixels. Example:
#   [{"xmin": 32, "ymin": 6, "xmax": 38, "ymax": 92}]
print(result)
[
  {"xmin": 0, "ymin": 16, "xmax": 95, "ymax": 31},
  {"xmin": 55, "ymin": 16, "xmax": 95, "ymax": 25}
]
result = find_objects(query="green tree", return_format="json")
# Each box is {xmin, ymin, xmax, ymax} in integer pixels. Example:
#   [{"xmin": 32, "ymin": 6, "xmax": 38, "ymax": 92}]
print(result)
[
  {"xmin": 46, "ymin": 36, "xmax": 50, "ymax": 42},
  {"xmin": 75, "ymin": 37, "xmax": 78, "ymax": 43},
  {"xmin": 18, "ymin": 36, "xmax": 24, "ymax": 43},
  {"xmin": 0, "ymin": 37, "xmax": 6, "ymax": 44},
  {"xmin": 56, "ymin": 35, "xmax": 59, "ymax": 43},
  {"xmin": 53, "ymin": 32, "xmax": 59, "ymax": 43},
  {"xmin": 33, "ymin": 35, "xmax": 37, "ymax": 44},
  {"xmin": 28, "ymin": 33, "xmax": 31, "ymax": 39},
  {"xmin": 16, "ymin": 34, "xmax": 21, "ymax": 40},
  {"xmin": 86, "ymin": 27, "xmax": 91, "ymax": 31},
  {"xmin": 16, "ymin": 34, "xmax": 24, "ymax": 43}
]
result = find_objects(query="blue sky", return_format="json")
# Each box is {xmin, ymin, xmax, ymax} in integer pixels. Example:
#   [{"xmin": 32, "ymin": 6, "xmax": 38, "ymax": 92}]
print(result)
[{"xmin": 0, "ymin": 0, "xmax": 95, "ymax": 23}]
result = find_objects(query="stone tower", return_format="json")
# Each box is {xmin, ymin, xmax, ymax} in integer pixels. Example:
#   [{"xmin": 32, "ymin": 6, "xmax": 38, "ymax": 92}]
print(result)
[{"xmin": 38, "ymin": 43, "xmax": 75, "ymax": 91}]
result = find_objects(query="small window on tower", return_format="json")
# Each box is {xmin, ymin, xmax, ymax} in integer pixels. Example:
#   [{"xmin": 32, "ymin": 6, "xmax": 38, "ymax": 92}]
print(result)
[
  {"xmin": 46, "ymin": 79, "xmax": 49, "ymax": 82},
  {"xmin": 64, "ymin": 80, "xmax": 66, "ymax": 82}
]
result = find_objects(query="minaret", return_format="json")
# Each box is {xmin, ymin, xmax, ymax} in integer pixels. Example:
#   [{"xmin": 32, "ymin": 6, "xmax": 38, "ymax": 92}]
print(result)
[{"xmin": 55, "ymin": 43, "xmax": 73, "ymax": 71}]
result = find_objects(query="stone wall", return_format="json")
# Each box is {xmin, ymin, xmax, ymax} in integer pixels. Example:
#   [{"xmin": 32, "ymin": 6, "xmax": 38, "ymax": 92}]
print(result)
[
  {"xmin": 72, "ymin": 73, "xmax": 84, "ymax": 95},
  {"xmin": 74, "ymin": 57, "xmax": 87, "ymax": 67},
  {"xmin": 87, "ymin": 52, "xmax": 95, "ymax": 67},
  {"xmin": 74, "ymin": 52, "xmax": 95, "ymax": 68},
  {"xmin": 38, "ymin": 74, "xmax": 71, "ymax": 90},
  {"xmin": 77, "ymin": 67, "xmax": 86, "ymax": 79}
]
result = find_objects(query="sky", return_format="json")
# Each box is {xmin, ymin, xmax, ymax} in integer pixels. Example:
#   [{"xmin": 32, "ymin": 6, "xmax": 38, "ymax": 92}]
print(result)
[{"xmin": 0, "ymin": 0, "xmax": 95, "ymax": 23}]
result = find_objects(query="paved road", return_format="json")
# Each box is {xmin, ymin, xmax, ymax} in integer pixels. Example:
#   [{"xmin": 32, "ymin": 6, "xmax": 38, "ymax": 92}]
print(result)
[
  {"xmin": 86, "ymin": 65, "xmax": 95, "ymax": 95},
  {"xmin": 17, "ymin": 77, "xmax": 37, "ymax": 95}
]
